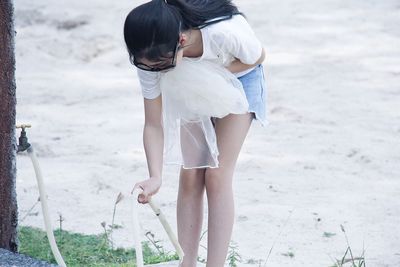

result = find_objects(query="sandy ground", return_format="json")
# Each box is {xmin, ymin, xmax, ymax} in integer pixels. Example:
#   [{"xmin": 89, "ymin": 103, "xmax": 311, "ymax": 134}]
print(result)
[{"xmin": 14, "ymin": 0, "xmax": 400, "ymax": 266}]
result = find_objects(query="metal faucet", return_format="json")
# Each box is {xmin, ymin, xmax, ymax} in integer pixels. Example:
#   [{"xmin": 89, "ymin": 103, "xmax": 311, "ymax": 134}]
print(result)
[{"xmin": 16, "ymin": 124, "xmax": 31, "ymax": 152}]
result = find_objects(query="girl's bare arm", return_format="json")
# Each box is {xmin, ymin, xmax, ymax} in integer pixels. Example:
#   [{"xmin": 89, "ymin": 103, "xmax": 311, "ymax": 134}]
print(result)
[
  {"xmin": 226, "ymin": 47, "xmax": 266, "ymax": 73},
  {"xmin": 132, "ymin": 94, "xmax": 163, "ymax": 203},
  {"xmin": 143, "ymin": 94, "xmax": 164, "ymax": 179}
]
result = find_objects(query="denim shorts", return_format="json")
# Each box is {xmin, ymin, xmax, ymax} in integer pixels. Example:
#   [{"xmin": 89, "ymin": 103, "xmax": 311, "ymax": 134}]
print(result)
[{"xmin": 238, "ymin": 64, "xmax": 268, "ymax": 127}]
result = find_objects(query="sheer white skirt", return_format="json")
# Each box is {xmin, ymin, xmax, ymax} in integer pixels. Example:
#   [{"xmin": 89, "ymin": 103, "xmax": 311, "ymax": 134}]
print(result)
[{"xmin": 159, "ymin": 58, "xmax": 249, "ymax": 169}]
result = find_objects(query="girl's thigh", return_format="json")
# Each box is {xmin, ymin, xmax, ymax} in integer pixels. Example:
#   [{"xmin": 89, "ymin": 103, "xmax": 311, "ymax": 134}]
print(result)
[{"xmin": 208, "ymin": 112, "xmax": 254, "ymax": 176}]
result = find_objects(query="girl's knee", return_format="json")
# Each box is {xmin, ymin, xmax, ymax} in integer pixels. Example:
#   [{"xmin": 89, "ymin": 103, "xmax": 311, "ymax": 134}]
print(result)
[
  {"xmin": 179, "ymin": 167, "xmax": 206, "ymax": 193},
  {"xmin": 204, "ymin": 167, "xmax": 233, "ymax": 191}
]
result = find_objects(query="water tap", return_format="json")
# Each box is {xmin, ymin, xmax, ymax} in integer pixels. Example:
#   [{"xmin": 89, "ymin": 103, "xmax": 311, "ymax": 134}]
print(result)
[{"xmin": 16, "ymin": 124, "xmax": 32, "ymax": 152}]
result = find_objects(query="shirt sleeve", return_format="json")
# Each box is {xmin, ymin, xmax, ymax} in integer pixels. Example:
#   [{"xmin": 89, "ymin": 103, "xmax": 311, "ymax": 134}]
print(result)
[
  {"xmin": 136, "ymin": 68, "xmax": 162, "ymax": 99},
  {"xmin": 217, "ymin": 15, "xmax": 263, "ymax": 65}
]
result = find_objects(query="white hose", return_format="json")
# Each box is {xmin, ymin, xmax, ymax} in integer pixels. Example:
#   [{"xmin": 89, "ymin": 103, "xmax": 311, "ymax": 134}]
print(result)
[
  {"xmin": 131, "ymin": 189, "xmax": 144, "ymax": 267},
  {"xmin": 131, "ymin": 189, "xmax": 185, "ymax": 265},
  {"xmin": 26, "ymin": 146, "xmax": 67, "ymax": 267},
  {"xmin": 25, "ymin": 144, "xmax": 184, "ymax": 266}
]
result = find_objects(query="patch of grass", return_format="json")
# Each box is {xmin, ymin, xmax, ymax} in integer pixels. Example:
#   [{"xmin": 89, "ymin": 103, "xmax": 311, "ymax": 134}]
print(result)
[{"xmin": 17, "ymin": 225, "xmax": 179, "ymax": 267}]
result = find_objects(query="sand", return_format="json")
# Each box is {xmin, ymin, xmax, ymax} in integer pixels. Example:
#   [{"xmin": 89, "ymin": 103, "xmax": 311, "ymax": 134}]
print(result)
[{"xmin": 14, "ymin": 0, "xmax": 400, "ymax": 266}]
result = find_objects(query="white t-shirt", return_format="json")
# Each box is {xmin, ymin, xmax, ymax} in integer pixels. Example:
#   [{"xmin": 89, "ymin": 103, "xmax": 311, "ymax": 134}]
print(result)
[{"xmin": 137, "ymin": 14, "xmax": 263, "ymax": 99}]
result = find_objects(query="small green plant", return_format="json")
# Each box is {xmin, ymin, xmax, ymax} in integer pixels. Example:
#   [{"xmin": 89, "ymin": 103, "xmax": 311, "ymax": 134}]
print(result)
[
  {"xmin": 281, "ymin": 249, "xmax": 295, "ymax": 258},
  {"xmin": 144, "ymin": 230, "xmax": 171, "ymax": 256},
  {"xmin": 109, "ymin": 192, "xmax": 125, "ymax": 249},
  {"xmin": 329, "ymin": 225, "xmax": 366, "ymax": 267},
  {"xmin": 227, "ymin": 240, "xmax": 242, "ymax": 267},
  {"xmin": 245, "ymin": 258, "xmax": 263, "ymax": 265},
  {"xmin": 197, "ymin": 229, "xmax": 208, "ymax": 263},
  {"xmin": 323, "ymin": 232, "xmax": 337, "ymax": 238},
  {"xmin": 330, "ymin": 247, "xmax": 365, "ymax": 267}
]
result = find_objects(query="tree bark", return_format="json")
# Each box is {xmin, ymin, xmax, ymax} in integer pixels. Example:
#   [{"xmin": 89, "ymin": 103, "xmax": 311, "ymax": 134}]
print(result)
[{"xmin": 0, "ymin": 0, "xmax": 18, "ymax": 252}]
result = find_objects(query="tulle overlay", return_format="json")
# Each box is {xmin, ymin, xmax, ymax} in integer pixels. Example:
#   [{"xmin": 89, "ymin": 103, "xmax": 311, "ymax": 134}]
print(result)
[{"xmin": 159, "ymin": 58, "xmax": 249, "ymax": 169}]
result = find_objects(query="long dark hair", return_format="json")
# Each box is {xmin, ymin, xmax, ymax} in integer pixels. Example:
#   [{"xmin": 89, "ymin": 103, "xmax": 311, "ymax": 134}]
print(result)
[{"xmin": 123, "ymin": 0, "xmax": 242, "ymax": 64}]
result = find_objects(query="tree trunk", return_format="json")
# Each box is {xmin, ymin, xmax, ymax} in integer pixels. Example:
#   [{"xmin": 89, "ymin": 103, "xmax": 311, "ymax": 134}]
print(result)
[{"xmin": 0, "ymin": 0, "xmax": 18, "ymax": 252}]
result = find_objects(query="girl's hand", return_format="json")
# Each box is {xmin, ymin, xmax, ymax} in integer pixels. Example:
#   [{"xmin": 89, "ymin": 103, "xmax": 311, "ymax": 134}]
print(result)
[{"xmin": 131, "ymin": 177, "xmax": 162, "ymax": 204}]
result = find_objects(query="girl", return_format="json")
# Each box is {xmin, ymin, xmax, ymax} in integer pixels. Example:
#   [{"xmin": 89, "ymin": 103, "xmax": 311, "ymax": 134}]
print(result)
[{"xmin": 124, "ymin": 0, "xmax": 267, "ymax": 266}]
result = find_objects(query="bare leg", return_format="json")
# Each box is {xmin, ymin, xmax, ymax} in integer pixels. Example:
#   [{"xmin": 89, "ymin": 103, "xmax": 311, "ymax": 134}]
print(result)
[
  {"xmin": 205, "ymin": 112, "xmax": 254, "ymax": 266},
  {"xmin": 177, "ymin": 167, "xmax": 206, "ymax": 267}
]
